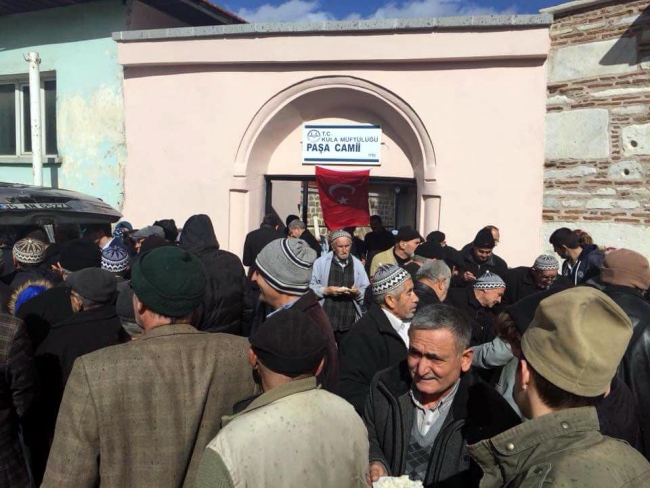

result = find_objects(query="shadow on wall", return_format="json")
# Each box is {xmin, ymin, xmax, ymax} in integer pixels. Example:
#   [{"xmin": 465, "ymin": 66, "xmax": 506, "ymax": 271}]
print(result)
[{"xmin": 600, "ymin": 5, "xmax": 650, "ymax": 67}]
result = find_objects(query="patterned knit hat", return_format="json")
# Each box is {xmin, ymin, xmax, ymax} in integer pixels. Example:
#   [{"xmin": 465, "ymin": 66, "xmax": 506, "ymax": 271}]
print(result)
[
  {"xmin": 13, "ymin": 238, "xmax": 46, "ymax": 265},
  {"xmin": 329, "ymin": 229, "xmax": 352, "ymax": 243},
  {"xmin": 101, "ymin": 247, "xmax": 130, "ymax": 274},
  {"xmin": 473, "ymin": 271, "xmax": 506, "ymax": 290},
  {"xmin": 372, "ymin": 264, "xmax": 411, "ymax": 297},
  {"xmin": 256, "ymin": 238, "xmax": 317, "ymax": 296},
  {"xmin": 533, "ymin": 254, "xmax": 559, "ymax": 271}
]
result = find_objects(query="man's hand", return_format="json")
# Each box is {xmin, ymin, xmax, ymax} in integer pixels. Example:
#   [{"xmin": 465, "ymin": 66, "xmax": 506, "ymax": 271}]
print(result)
[
  {"xmin": 367, "ymin": 461, "xmax": 388, "ymax": 485},
  {"xmin": 324, "ymin": 286, "xmax": 344, "ymax": 296},
  {"xmin": 462, "ymin": 271, "xmax": 476, "ymax": 283},
  {"xmin": 346, "ymin": 285, "xmax": 361, "ymax": 297}
]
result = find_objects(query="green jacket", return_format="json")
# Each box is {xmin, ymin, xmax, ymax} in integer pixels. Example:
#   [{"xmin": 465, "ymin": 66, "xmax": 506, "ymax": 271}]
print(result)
[
  {"xmin": 194, "ymin": 377, "xmax": 369, "ymax": 488},
  {"xmin": 468, "ymin": 407, "xmax": 650, "ymax": 487}
]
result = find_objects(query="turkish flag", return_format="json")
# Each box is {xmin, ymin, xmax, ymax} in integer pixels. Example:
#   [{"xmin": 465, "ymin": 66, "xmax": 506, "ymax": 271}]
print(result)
[{"xmin": 316, "ymin": 166, "xmax": 370, "ymax": 230}]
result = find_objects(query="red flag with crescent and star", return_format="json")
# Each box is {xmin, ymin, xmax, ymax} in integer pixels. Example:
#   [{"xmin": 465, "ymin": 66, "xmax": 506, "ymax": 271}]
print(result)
[{"xmin": 315, "ymin": 166, "xmax": 370, "ymax": 230}]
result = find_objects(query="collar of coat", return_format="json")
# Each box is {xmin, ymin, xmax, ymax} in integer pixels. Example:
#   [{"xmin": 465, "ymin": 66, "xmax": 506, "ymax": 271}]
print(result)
[
  {"xmin": 370, "ymin": 303, "xmax": 405, "ymax": 340},
  {"xmin": 468, "ymin": 407, "xmax": 600, "ymax": 482},
  {"xmin": 138, "ymin": 323, "xmax": 201, "ymax": 341},
  {"xmin": 52, "ymin": 303, "xmax": 118, "ymax": 328},
  {"xmin": 222, "ymin": 376, "xmax": 318, "ymax": 428}
]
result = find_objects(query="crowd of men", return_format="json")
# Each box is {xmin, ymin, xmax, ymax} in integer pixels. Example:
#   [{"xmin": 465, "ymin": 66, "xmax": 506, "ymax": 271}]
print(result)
[{"xmin": 1, "ymin": 213, "xmax": 650, "ymax": 488}]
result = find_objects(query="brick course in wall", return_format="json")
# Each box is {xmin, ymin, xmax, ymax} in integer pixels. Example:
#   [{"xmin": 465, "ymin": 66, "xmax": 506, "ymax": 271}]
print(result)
[{"xmin": 544, "ymin": 0, "xmax": 650, "ymax": 229}]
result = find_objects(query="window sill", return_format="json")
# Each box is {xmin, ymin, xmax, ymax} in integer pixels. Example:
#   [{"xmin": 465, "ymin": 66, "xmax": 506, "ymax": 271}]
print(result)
[{"xmin": 0, "ymin": 156, "xmax": 62, "ymax": 165}]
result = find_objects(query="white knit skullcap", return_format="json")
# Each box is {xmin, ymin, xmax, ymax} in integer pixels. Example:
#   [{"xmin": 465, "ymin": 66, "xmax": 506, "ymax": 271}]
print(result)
[
  {"xmin": 13, "ymin": 238, "xmax": 46, "ymax": 265},
  {"xmin": 329, "ymin": 229, "xmax": 352, "ymax": 243},
  {"xmin": 533, "ymin": 254, "xmax": 559, "ymax": 271},
  {"xmin": 473, "ymin": 271, "xmax": 506, "ymax": 290},
  {"xmin": 372, "ymin": 264, "xmax": 411, "ymax": 296}
]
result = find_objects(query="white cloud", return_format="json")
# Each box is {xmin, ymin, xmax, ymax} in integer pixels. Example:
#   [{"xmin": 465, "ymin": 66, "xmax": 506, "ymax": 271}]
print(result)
[
  {"xmin": 367, "ymin": 0, "xmax": 517, "ymax": 19},
  {"xmin": 235, "ymin": 0, "xmax": 517, "ymax": 23},
  {"xmin": 236, "ymin": 0, "xmax": 336, "ymax": 22}
]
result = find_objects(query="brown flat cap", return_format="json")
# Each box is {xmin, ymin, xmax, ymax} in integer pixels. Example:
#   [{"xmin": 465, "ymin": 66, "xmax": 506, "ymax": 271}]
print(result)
[
  {"xmin": 521, "ymin": 287, "xmax": 632, "ymax": 397},
  {"xmin": 600, "ymin": 249, "xmax": 650, "ymax": 291}
]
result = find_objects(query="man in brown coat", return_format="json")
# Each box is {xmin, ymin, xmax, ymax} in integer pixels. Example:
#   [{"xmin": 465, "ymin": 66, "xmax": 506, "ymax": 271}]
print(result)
[{"xmin": 42, "ymin": 247, "xmax": 256, "ymax": 488}]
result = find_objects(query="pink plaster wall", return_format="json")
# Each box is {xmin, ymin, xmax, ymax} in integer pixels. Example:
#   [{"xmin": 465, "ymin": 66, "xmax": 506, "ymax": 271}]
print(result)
[{"xmin": 118, "ymin": 27, "xmax": 549, "ymax": 266}]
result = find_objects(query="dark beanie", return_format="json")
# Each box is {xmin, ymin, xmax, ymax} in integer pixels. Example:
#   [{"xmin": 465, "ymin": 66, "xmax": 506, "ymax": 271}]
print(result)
[
  {"xmin": 59, "ymin": 238, "xmax": 102, "ymax": 271},
  {"xmin": 426, "ymin": 231, "xmax": 445, "ymax": 244},
  {"xmin": 414, "ymin": 241, "xmax": 445, "ymax": 260},
  {"xmin": 131, "ymin": 247, "xmax": 206, "ymax": 317},
  {"xmin": 140, "ymin": 236, "xmax": 173, "ymax": 255},
  {"xmin": 473, "ymin": 228, "xmax": 495, "ymax": 249},
  {"xmin": 249, "ymin": 309, "xmax": 327, "ymax": 375}
]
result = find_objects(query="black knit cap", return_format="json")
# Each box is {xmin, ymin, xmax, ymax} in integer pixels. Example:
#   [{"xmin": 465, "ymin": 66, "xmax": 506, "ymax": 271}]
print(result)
[
  {"xmin": 59, "ymin": 238, "xmax": 102, "ymax": 271},
  {"xmin": 426, "ymin": 231, "xmax": 446, "ymax": 243},
  {"xmin": 414, "ymin": 241, "xmax": 445, "ymax": 260},
  {"xmin": 473, "ymin": 228, "xmax": 495, "ymax": 249},
  {"xmin": 396, "ymin": 226, "xmax": 421, "ymax": 242},
  {"xmin": 249, "ymin": 309, "xmax": 327, "ymax": 375}
]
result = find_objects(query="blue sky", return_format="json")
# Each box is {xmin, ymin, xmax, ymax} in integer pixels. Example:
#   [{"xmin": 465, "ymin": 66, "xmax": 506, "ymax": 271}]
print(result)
[{"xmin": 217, "ymin": 0, "xmax": 557, "ymax": 23}]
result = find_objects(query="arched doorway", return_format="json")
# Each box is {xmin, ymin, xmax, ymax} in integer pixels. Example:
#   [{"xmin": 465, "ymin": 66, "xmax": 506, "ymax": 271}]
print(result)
[{"xmin": 228, "ymin": 75, "xmax": 439, "ymax": 252}]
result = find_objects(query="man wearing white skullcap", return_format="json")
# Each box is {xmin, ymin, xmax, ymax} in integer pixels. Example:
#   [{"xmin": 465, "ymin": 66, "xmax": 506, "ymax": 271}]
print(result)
[{"xmin": 503, "ymin": 254, "xmax": 572, "ymax": 305}]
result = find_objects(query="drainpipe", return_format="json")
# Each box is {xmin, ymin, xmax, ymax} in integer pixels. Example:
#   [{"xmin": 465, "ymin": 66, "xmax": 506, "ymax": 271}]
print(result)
[{"xmin": 27, "ymin": 52, "xmax": 43, "ymax": 186}]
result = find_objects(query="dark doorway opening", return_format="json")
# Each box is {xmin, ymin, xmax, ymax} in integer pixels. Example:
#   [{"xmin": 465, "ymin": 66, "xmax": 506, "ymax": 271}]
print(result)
[{"xmin": 265, "ymin": 175, "xmax": 417, "ymax": 232}]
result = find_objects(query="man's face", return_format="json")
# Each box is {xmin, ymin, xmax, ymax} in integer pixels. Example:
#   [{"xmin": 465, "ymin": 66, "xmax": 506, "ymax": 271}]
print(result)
[
  {"xmin": 400, "ymin": 238, "xmax": 420, "ymax": 258},
  {"xmin": 475, "ymin": 287, "xmax": 505, "ymax": 308},
  {"xmin": 473, "ymin": 246, "xmax": 493, "ymax": 263},
  {"xmin": 387, "ymin": 279, "xmax": 418, "ymax": 320},
  {"xmin": 288, "ymin": 227, "xmax": 302, "ymax": 239},
  {"xmin": 553, "ymin": 245, "xmax": 568, "ymax": 259},
  {"xmin": 252, "ymin": 270, "xmax": 278, "ymax": 306},
  {"xmin": 531, "ymin": 268, "xmax": 558, "ymax": 289},
  {"xmin": 407, "ymin": 328, "xmax": 472, "ymax": 399},
  {"xmin": 135, "ymin": 238, "xmax": 145, "ymax": 253},
  {"xmin": 332, "ymin": 237, "xmax": 352, "ymax": 260},
  {"xmin": 370, "ymin": 218, "xmax": 381, "ymax": 232},
  {"xmin": 435, "ymin": 278, "xmax": 450, "ymax": 303}
]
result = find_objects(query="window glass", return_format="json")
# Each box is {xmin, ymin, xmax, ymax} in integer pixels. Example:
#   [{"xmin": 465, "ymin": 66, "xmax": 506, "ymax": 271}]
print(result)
[
  {"xmin": 44, "ymin": 80, "xmax": 57, "ymax": 154},
  {"xmin": 0, "ymin": 84, "xmax": 16, "ymax": 155},
  {"xmin": 22, "ymin": 85, "xmax": 31, "ymax": 153}
]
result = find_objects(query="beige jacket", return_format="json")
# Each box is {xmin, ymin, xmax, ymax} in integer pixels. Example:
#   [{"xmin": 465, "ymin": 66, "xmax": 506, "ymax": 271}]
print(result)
[
  {"xmin": 42, "ymin": 325, "xmax": 256, "ymax": 488},
  {"xmin": 370, "ymin": 247, "xmax": 397, "ymax": 277},
  {"xmin": 195, "ymin": 377, "xmax": 369, "ymax": 488}
]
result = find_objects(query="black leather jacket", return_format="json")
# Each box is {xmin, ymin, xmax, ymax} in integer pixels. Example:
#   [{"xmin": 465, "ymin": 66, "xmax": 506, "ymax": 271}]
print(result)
[{"xmin": 602, "ymin": 284, "xmax": 650, "ymax": 459}]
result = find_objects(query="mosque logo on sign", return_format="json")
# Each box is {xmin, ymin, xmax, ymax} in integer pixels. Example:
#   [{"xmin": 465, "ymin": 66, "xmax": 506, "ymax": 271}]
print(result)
[{"xmin": 307, "ymin": 130, "xmax": 321, "ymax": 143}]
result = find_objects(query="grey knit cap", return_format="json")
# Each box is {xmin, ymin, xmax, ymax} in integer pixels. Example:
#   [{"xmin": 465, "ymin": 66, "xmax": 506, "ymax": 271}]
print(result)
[
  {"xmin": 533, "ymin": 254, "xmax": 559, "ymax": 271},
  {"xmin": 474, "ymin": 271, "xmax": 506, "ymax": 290},
  {"xmin": 256, "ymin": 238, "xmax": 317, "ymax": 296},
  {"xmin": 329, "ymin": 229, "xmax": 352, "ymax": 243},
  {"xmin": 372, "ymin": 264, "xmax": 411, "ymax": 296},
  {"xmin": 13, "ymin": 238, "xmax": 46, "ymax": 265},
  {"xmin": 132, "ymin": 225, "xmax": 165, "ymax": 239}
]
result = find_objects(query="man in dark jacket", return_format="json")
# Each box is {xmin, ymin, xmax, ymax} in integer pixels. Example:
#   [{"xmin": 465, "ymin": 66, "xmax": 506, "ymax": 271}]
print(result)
[
  {"xmin": 503, "ymin": 254, "xmax": 571, "ymax": 305},
  {"xmin": 455, "ymin": 228, "xmax": 507, "ymax": 287},
  {"xmin": 242, "ymin": 214, "xmax": 283, "ymax": 276},
  {"xmin": 253, "ymin": 238, "xmax": 339, "ymax": 393},
  {"xmin": 364, "ymin": 215, "xmax": 395, "ymax": 255},
  {"xmin": 32, "ymin": 267, "xmax": 128, "ymax": 483},
  {"xmin": 415, "ymin": 259, "xmax": 451, "ymax": 308},
  {"xmin": 592, "ymin": 249, "xmax": 650, "ymax": 458},
  {"xmin": 365, "ymin": 304, "xmax": 520, "ymax": 486},
  {"xmin": 447, "ymin": 272, "xmax": 505, "ymax": 345},
  {"xmin": 287, "ymin": 219, "xmax": 321, "ymax": 257},
  {"xmin": 340, "ymin": 264, "xmax": 419, "ymax": 413},
  {"xmin": 17, "ymin": 239, "xmax": 102, "ymax": 350},
  {"xmin": 179, "ymin": 214, "xmax": 253, "ymax": 336},
  {"xmin": 0, "ymin": 314, "xmax": 37, "ymax": 488},
  {"xmin": 549, "ymin": 227, "xmax": 604, "ymax": 285}
]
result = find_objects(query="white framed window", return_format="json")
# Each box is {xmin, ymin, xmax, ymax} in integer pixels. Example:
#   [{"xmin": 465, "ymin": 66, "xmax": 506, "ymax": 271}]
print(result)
[{"xmin": 0, "ymin": 75, "xmax": 57, "ymax": 157}]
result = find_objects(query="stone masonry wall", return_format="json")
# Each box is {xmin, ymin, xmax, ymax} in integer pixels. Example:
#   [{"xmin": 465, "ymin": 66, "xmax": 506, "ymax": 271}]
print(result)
[{"xmin": 542, "ymin": 0, "xmax": 650, "ymax": 253}]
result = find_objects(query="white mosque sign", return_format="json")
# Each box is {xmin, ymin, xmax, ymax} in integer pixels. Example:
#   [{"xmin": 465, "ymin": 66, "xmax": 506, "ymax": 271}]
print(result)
[{"xmin": 302, "ymin": 124, "xmax": 382, "ymax": 165}]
